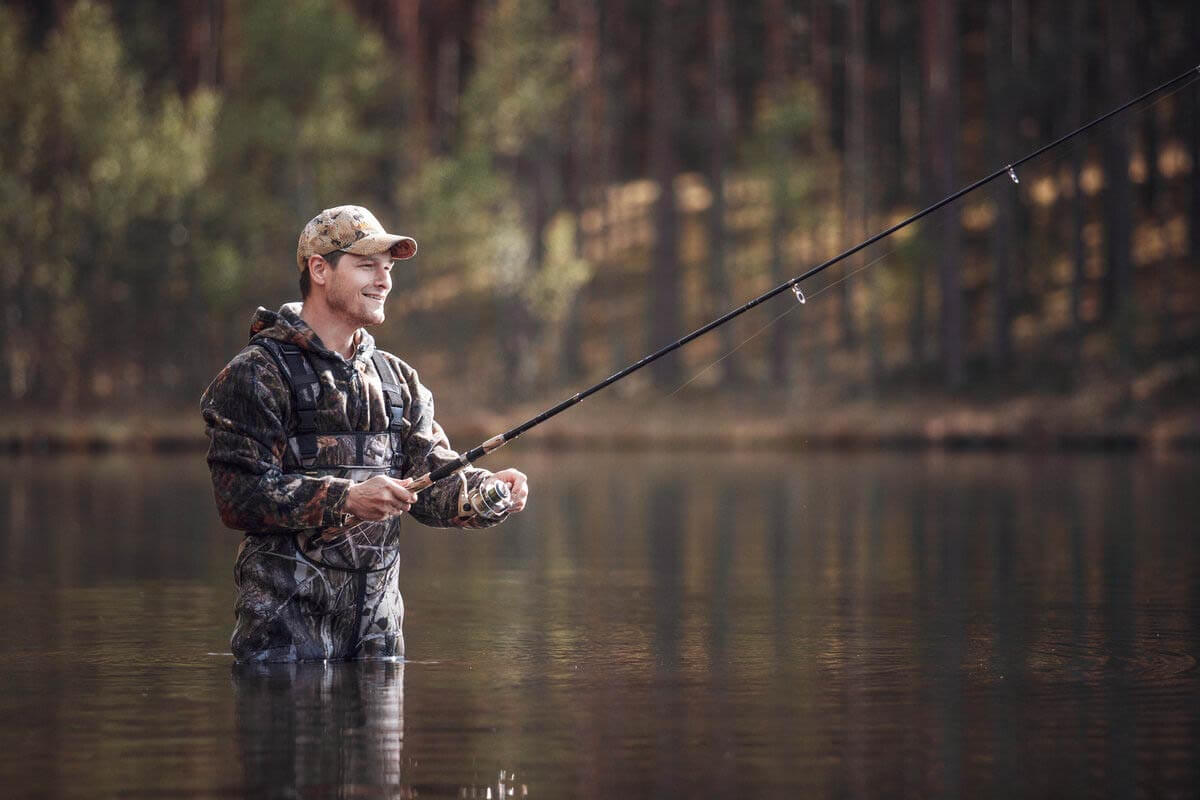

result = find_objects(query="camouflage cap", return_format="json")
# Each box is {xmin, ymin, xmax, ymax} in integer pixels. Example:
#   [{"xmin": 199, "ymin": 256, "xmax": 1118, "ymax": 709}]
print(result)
[{"xmin": 296, "ymin": 205, "xmax": 418, "ymax": 272}]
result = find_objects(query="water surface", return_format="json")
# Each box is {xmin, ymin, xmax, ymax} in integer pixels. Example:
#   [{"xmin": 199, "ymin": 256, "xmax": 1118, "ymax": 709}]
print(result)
[{"xmin": 0, "ymin": 451, "xmax": 1197, "ymax": 798}]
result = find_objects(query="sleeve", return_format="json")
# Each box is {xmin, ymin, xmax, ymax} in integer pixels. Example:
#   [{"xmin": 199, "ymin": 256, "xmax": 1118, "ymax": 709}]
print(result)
[
  {"xmin": 395, "ymin": 361, "xmax": 507, "ymax": 530},
  {"xmin": 200, "ymin": 350, "xmax": 352, "ymax": 533}
]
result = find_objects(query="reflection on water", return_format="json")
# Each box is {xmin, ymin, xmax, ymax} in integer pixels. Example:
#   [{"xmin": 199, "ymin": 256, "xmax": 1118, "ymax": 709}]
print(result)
[
  {"xmin": 233, "ymin": 660, "xmax": 407, "ymax": 798},
  {"xmin": 0, "ymin": 451, "xmax": 1198, "ymax": 797}
]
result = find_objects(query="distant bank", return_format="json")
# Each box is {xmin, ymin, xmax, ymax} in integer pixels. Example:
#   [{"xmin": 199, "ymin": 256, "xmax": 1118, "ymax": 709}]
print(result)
[{"xmin": 2, "ymin": 394, "xmax": 1197, "ymax": 454}]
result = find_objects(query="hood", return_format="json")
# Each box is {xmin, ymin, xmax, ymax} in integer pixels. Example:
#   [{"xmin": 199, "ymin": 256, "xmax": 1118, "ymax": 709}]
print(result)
[{"xmin": 248, "ymin": 302, "xmax": 377, "ymax": 364}]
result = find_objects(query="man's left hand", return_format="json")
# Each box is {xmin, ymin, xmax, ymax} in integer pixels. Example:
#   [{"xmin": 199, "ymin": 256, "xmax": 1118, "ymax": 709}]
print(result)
[{"xmin": 491, "ymin": 468, "xmax": 529, "ymax": 513}]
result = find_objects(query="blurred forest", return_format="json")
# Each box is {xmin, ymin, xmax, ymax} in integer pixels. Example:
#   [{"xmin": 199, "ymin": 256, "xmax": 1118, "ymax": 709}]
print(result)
[{"xmin": 1, "ymin": 0, "xmax": 1198, "ymax": 443}]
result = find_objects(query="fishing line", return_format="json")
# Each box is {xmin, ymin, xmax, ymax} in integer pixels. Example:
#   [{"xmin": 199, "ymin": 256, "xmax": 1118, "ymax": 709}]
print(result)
[
  {"xmin": 666, "ymin": 171, "xmax": 1011, "ymax": 399},
  {"xmin": 397, "ymin": 64, "xmax": 1200, "ymax": 493},
  {"xmin": 663, "ymin": 68, "xmax": 1200, "ymax": 400},
  {"xmin": 665, "ymin": 245, "xmax": 902, "ymax": 398},
  {"xmin": 662, "ymin": 198, "xmax": 963, "ymax": 401}
]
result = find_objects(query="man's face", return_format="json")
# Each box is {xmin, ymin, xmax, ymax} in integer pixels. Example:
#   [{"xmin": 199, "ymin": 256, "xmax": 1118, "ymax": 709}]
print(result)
[{"xmin": 323, "ymin": 252, "xmax": 394, "ymax": 327}]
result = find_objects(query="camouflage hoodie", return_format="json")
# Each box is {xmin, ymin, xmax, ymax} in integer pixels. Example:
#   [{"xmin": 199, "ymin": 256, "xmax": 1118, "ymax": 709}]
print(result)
[
  {"xmin": 201, "ymin": 302, "xmax": 501, "ymax": 537},
  {"xmin": 202, "ymin": 304, "xmax": 505, "ymax": 660}
]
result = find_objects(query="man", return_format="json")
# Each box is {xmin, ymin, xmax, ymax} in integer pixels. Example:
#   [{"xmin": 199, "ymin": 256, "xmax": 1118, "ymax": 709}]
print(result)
[{"xmin": 201, "ymin": 205, "xmax": 528, "ymax": 662}]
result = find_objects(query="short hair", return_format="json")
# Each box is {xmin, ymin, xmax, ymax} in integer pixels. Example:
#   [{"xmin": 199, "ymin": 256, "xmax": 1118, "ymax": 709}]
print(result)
[{"xmin": 299, "ymin": 249, "xmax": 347, "ymax": 298}]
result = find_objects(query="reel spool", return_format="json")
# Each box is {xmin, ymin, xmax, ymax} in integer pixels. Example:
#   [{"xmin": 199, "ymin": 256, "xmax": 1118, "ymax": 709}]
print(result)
[{"xmin": 467, "ymin": 477, "xmax": 513, "ymax": 520}]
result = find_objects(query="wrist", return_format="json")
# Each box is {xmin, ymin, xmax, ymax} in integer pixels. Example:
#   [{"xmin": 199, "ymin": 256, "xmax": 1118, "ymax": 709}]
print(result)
[{"xmin": 322, "ymin": 478, "xmax": 354, "ymax": 526}]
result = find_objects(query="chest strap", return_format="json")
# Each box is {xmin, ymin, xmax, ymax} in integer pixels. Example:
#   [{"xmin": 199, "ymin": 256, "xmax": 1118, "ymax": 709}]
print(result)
[
  {"xmin": 369, "ymin": 352, "xmax": 408, "ymax": 472},
  {"xmin": 371, "ymin": 352, "xmax": 406, "ymax": 470},
  {"xmin": 252, "ymin": 337, "xmax": 322, "ymax": 467}
]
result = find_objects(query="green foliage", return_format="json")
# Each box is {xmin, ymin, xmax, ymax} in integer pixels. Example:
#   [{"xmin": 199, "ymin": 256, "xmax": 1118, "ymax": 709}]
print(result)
[
  {"xmin": 2, "ymin": 0, "xmax": 1189, "ymax": 413},
  {"xmin": 198, "ymin": 0, "xmax": 394, "ymax": 302},
  {"xmin": 402, "ymin": 148, "xmax": 517, "ymax": 290},
  {"xmin": 0, "ymin": 2, "xmax": 218, "ymax": 404},
  {"xmin": 0, "ymin": 0, "xmax": 413, "ymax": 408},
  {"xmin": 406, "ymin": 0, "xmax": 590, "ymax": 327},
  {"xmin": 463, "ymin": 0, "xmax": 574, "ymax": 158},
  {"xmin": 743, "ymin": 83, "xmax": 818, "ymax": 211},
  {"xmin": 524, "ymin": 212, "xmax": 591, "ymax": 321}
]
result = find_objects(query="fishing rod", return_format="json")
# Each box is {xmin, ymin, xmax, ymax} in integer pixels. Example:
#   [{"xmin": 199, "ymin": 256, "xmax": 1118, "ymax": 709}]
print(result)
[{"xmin": 408, "ymin": 63, "xmax": 1200, "ymax": 510}]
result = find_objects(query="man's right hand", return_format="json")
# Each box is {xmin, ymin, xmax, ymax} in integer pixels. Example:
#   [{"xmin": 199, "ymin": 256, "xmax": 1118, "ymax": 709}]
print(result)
[{"xmin": 344, "ymin": 475, "xmax": 418, "ymax": 521}]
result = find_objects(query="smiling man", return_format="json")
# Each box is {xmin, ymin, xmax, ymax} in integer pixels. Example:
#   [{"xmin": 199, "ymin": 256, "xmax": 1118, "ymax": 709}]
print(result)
[{"xmin": 201, "ymin": 205, "xmax": 528, "ymax": 662}]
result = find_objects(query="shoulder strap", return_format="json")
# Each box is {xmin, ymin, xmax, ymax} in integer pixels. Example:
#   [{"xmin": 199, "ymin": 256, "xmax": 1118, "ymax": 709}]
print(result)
[
  {"xmin": 370, "ymin": 351, "xmax": 406, "ymax": 435},
  {"xmin": 250, "ymin": 337, "xmax": 321, "ymax": 467}
]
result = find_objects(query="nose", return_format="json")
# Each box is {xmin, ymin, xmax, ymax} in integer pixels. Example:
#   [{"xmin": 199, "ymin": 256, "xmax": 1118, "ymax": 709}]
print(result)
[{"xmin": 376, "ymin": 265, "xmax": 392, "ymax": 290}]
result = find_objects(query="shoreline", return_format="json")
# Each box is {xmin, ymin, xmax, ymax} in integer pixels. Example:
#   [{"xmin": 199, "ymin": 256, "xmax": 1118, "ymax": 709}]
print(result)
[{"xmin": 3, "ymin": 403, "xmax": 1197, "ymax": 455}]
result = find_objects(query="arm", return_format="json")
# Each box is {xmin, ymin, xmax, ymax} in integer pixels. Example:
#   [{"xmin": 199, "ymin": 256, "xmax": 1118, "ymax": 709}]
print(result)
[
  {"xmin": 394, "ymin": 363, "xmax": 510, "ymax": 529},
  {"xmin": 201, "ymin": 350, "xmax": 352, "ymax": 532}
]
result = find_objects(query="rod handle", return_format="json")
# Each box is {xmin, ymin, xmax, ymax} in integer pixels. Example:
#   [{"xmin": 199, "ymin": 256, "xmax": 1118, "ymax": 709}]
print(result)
[{"xmin": 405, "ymin": 472, "xmax": 434, "ymax": 493}]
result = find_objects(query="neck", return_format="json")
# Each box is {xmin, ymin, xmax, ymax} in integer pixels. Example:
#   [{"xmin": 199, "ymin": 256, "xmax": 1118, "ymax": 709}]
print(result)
[{"xmin": 299, "ymin": 299, "xmax": 358, "ymax": 359}]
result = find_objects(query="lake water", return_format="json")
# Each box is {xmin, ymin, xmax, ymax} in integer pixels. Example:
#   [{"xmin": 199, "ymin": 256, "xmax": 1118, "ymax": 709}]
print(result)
[{"xmin": 0, "ymin": 450, "xmax": 1197, "ymax": 798}]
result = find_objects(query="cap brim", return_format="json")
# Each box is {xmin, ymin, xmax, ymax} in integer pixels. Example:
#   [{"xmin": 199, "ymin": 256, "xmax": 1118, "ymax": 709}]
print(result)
[{"xmin": 343, "ymin": 234, "xmax": 418, "ymax": 260}]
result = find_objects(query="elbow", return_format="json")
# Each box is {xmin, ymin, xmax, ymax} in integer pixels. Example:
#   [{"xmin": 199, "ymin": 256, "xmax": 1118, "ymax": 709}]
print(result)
[
  {"xmin": 217, "ymin": 501, "xmax": 255, "ymax": 532},
  {"xmin": 209, "ymin": 464, "xmax": 275, "ymax": 532},
  {"xmin": 212, "ymin": 484, "xmax": 263, "ymax": 531}
]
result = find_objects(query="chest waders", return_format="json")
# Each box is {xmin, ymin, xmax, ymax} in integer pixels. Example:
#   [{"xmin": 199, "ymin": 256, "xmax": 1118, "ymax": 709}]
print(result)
[{"xmin": 231, "ymin": 338, "xmax": 410, "ymax": 662}]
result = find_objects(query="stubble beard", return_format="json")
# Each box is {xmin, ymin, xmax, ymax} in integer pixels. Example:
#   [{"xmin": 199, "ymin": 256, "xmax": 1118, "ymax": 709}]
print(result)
[{"xmin": 328, "ymin": 282, "xmax": 385, "ymax": 328}]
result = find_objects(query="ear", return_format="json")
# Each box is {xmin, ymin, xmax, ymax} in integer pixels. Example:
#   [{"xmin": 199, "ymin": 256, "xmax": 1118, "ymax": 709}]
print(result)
[{"xmin": 307, "ymin": 254, "xmax": 329, "ymax": 288}]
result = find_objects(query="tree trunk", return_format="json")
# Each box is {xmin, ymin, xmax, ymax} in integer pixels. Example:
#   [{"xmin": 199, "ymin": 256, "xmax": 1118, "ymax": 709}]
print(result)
[
  {"xmin": 560, "ymin": 0, "xmax": 602, "ymax": 382},
  {"xmin": 906, "ymin": 1, "xmax": 927, "ymax": 374},
  {"xmin": 878, "ymin": 2, "xmax": 904, "ymax": 208},
  {"xmin": 1009, "ymin": 0, "xmax": 1031, "ymax": 303},
  {"xmin": 384, "ymin": 0, "xmax": 427, "ymax": 151},
  {"xmin": 1192, "ymin": 4, "xmax": 1200, "ymax": 263},
  {"xmin": 924, "ymin": 0, "xmax": 963, "ymax": 390},
  {"xmin": 1068, "ymin": 0, "xmax": 1088, "ymax": 365},
  {"xmin": 649, "ymin": 0, "xmax": 682, "ymax": 388},
  {"xmin": 496, "ymin": 156, "xmax": 546, "ymax": 397},
  {"xmin": 1102, "ymin": 0, "xmax": 1133, "ymax": 356},
  {"xmin": 987, "ymin": 0, "xmax": 1013, "ymax": 372},
  {"xmin": 810, "ymin": 1, "xmax": 833, "ymax": 145},
  {"xmin": 806, "ymin": 0, "xmax": 833, "ymax": 384},
  {"xmin": 177, "ymin": 0, "xmax": 223, "ymax": 93},
  {"xmin": 847, "ymin": 0, "xmax": 881, "ymax": 389},
  {"xmin": 1136, "ymin": 8, "xmax": 1170, "ymax": 349},
  {"xmin": 706, "ymin": 0, "xmax": 742, "ymax": 385},
  {"xmin": 1137, "ymin": 8, "xmax": 1160, "ymax": 212},
  {"xmin": 765, "ymin": 0, "xmax": 791, "ymax": 386},
  {"xmin": 829, "ymin": 3, "xmax": 856, "ymax": 350},
  {"xmin": 433, "ymin": 34, "xmax": 461, "ymax": 154}
]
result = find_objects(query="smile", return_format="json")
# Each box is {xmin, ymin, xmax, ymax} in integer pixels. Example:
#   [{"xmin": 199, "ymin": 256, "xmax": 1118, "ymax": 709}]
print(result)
[{"xmin": 363, "ymin": 294, "xmax": 386, "ymax": 302}]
